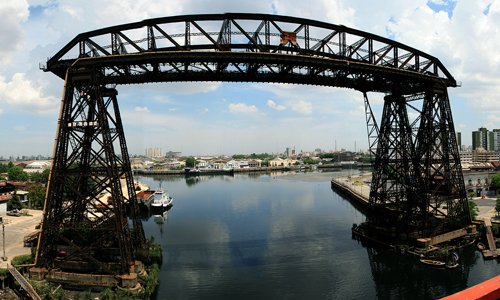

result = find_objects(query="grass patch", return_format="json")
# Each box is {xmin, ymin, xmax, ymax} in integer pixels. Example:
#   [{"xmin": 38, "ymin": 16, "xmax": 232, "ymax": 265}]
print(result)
[{"xmin": 11, "ymin": 254, "xmax": 34, "ymax": 266}]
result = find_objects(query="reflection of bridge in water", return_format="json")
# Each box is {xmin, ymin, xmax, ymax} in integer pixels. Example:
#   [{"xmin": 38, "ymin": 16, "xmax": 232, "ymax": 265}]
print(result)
[{"xmin": 32, "ymin": 13, "xmax": 469, "ymax": 288}]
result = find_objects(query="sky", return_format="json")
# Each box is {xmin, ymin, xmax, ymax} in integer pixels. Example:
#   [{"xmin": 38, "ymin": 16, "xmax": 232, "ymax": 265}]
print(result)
[{"xmin": 0, "ymin": 0, "xmax": 499, "ymax": 157}]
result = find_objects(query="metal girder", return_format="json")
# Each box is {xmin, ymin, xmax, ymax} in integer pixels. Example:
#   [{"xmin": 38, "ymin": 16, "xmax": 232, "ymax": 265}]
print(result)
[
  {"xmin": 368, "ymin": 90, "xmax": 470, "ymax": 235},
  {"xmin": 35, "ymin": 76, "xmax": 145, "ymax": 275},
  {"xmin": 43, "ymin": 13, "xmax": 456, "ymax": 89},
  {"xmin": 39, "ymin": 13, "xmax": 469, "ymax": 275}
]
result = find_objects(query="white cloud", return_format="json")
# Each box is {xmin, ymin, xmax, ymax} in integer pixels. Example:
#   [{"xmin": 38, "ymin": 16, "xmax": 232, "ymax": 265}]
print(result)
[
  {"xmin": 267, "ymin": 99, "xmax": 286, "ymax": 111},
  {"xmin": 0, "ymin": 73, "xmax": 58, "ymax": 114},
  {"xmin": 134, "ymin": 106, "xmax": 150, "ymax": 113},
  {"xmin": 0, "ymin": 0, "xmax": 29, "ymax": 66},
  {"xmin": 291, "ymin": 100, "xmax": 313, "ymax": 115},
  {"xmin": 228, "ymin": 103, "xmax": 258, "ymax": 114}
]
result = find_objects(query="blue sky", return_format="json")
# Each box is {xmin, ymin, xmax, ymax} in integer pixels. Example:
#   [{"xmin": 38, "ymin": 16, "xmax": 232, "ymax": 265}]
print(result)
[{"xmin": 0, "ymin": 0, "xmax": 498, "ymax": 157}]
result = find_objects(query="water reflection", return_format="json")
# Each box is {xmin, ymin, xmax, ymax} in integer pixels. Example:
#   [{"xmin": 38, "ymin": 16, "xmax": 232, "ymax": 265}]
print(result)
[
  {"xmin": 134, "ymin": 172, "xmax": 499, "ymax": 300},
  {"xmin": 366, "ymin": 245, "xmax": 477, "ymax": 299}
]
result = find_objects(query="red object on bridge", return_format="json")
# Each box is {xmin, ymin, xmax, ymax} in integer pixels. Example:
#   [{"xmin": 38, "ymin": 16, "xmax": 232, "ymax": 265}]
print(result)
[{"xmin": 440, "ymin": 275, "xmax": 500, "ymax": 300}]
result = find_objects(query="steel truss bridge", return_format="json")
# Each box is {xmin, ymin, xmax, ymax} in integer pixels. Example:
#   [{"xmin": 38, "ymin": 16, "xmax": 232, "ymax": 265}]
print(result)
[{"xmin": 35, "ymin": 13, "xmax": 469, "ymax": 278}]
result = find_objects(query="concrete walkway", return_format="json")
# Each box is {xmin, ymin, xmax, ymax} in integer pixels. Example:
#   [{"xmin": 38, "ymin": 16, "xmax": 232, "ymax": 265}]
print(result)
[
  {"xmin": 0, "ymin": 209, "xmax": 43, "ymax": 269},
  {"xmin": 332, "ymin": 174, "xmax": 499, "ymax": 222}
]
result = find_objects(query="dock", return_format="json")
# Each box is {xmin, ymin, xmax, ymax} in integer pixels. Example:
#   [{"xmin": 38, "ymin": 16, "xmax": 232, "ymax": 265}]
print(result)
[
  {"xmin": 330, "ymin": 175, "xmax": 371, "ymax": 213},
  {"xmin": 8, "ymin": 264, "xmax": 41, "ymax": 300},
  {"xmin": 482, "ymin": 217, "xmax": 499, "ymax": 258}
]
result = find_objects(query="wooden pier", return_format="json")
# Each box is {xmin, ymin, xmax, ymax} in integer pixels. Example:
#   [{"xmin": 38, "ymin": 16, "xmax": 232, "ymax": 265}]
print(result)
[
  {"xmin": 482, "ymin": 217, "xmax": 499, "ymax": 258},
  {"xmin": 8, "ymin": 264, "xmax": 41, "ymax": 300}
]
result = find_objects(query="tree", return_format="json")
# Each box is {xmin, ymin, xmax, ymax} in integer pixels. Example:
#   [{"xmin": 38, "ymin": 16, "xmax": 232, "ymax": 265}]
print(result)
[
  {"xmin": 7, "ymin": 166, "xmax": 29, "ymax": 181},
  {"xmin": 30, "ymin": 169, "xmax": 50, "ymax": 184},
  {"xmin": 185, "ymin": 157, "xmax": 196, "ymax": 168},
  {"xmin": 7, "ymin": 192, "xmax": 23, "ymax": 211},
  {"xmin": 490, "ymin": 172, "xmax": 500, "ymax": 191},
  {"xmin": 28, "ymin": 184, "xmax": 46, "ymax": 208},
  {"xmin": 468, "ymin": 201, "xmax": 479, "ymax": 221},
  {"xmin": 496, "ymin": 198, "xmax": 500, "ymax": 217}
]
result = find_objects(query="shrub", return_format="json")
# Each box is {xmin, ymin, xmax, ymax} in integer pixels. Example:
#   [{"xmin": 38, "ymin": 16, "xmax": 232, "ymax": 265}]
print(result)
[{"xmin": 11, "ymin": 254, "xmax": 34, "ymax": 266}]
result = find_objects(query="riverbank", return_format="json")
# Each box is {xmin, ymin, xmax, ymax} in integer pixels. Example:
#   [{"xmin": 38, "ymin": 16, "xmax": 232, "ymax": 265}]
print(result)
[{"xmin": 330, "ymin": 174, "xmax": 500, "ymax": 222}]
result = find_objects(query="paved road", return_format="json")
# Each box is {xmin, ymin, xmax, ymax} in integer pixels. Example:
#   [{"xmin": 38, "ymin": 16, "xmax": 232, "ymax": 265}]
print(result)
[{"xmin": 0, "ymin": 209, "xmax": 43, "ymax": 268}]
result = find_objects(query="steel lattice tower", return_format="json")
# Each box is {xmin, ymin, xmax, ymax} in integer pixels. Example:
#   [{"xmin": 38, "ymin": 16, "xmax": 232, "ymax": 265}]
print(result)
[
  {"xmin": 35, "ymin": 72, "xmax": 146, "ymax": 275},
  {"xmin": 368, "ymin": 87, "xmax": 470, "ymax": 237}
]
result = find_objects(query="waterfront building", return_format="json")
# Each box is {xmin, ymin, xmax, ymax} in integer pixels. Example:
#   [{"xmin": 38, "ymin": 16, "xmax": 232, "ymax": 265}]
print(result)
[
  {"xmin": 269, "ymin": 157, "xmax": 296, "ymax": 167},
  {"xmin": 248, "ymin": 159, "xmax": 262, "ymax": 168},
  {"xmin": 196, "ymin": 159, "xmax": 208, "ymax": 169}
]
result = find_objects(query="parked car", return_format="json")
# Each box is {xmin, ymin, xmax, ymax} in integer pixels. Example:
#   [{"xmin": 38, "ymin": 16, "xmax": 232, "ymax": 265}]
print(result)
[{"xmin": 7, "ymin": 209, "xmax": 21, "ymax": 217}]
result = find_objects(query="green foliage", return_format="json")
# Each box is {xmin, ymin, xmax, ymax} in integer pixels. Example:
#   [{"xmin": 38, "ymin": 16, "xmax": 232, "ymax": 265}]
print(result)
[
  {"xmin": 144, "ymin": 263, "xmax": 160, "ymax": 298},
  {"xmin": 149, "ymin": 241, "xmax": 163, "ymax": 266},
  {"xmin": 469, "ymin": 200, "xmax": 479, "ymax": 220},
  {"xmin": 7, "ymin": 192, "xmax": 23, "ymax": 210},
  {"xmin": 232, "ymin": 154, "xmax": 246, "ymax": 159},
  {"xmin": 0, "ymin": 163, "xmax": 10, "ymax": 173},
  {"xmin": 51, "ymin": 286, "xmax": 66, "ymax": 300},
  {"xmin": 492, "ymin": 224, "xmax": 499, "ymax": 236},
  {"xmin": 490, "ymin": 172, "xmax": 500, "ymax": 190},
  {"xmin": 7, "ymin": 166, "xmax": 29, "ymax": 181},
  {"xmin": 319, "ymin": 153, "xmax": 336, "ymax": 159},
  {"xmin": 83, "ymin": 289, "xmax": 93, "ymax": 300},
  {"xmin": 185, "ymin": 157, "xmax": 196, "ymax": 168},
  {"xmin": 100, "ymin": 288, "xmax": 115, "ymax": 300},
  {"xmin": 30, "ymin": 169, "xmax": 50, "ymax": 184},
  {"xmin": 31, "ymin": 280, "xmax": 53, "ymax": 297},
  {"xmin": 0, "ymin": 268, "xmax": 9, "ymax": 276},
  {"xmin": 496, "ymin": 198, "xmax": 500, "ymax": 217},
  {"xmin": 28, "ymin": 184, "xmax": 46, "ymax": 208},
  {"xmin": 302, "ymin": 158, "xmax": 317, "ymax": 165},
  {"xmin": 11, "ymin": 254, "xmax": 34, "ymax": 266}
]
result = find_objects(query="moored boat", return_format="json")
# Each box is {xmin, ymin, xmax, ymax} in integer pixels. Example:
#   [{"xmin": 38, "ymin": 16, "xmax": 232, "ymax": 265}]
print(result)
[
  {"xmin": 151, "ymin": 187, "xmax": 173, "ymax": 208},
  {"xmin": 420, "ymin": 259, "xmax": 446, "ymax": 267}
]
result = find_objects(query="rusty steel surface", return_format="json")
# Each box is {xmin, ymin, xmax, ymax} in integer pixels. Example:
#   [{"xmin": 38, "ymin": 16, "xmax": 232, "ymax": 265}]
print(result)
[{"xmin": 36, "ymin": 13, "xmax": 469, "ymax": 277}]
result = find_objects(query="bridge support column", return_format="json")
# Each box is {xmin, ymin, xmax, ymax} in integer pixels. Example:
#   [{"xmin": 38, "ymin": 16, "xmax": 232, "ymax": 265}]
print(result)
[
  {"xmin": 369, "ymin": 94, "xmax": 418, "ymax": 235},
  {"xmin": 34, "ymin": 73, "xmax": 146, "ymax": 280},
  {"xmin": 368, "ymin": 87, "xmax": 469, "ymax": 239}
]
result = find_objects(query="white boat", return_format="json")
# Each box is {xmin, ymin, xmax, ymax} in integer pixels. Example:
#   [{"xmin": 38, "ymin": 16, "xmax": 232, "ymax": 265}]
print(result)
[{"xmin": 151, "ymin": 187, "xmax": 173, "ymax": 208}]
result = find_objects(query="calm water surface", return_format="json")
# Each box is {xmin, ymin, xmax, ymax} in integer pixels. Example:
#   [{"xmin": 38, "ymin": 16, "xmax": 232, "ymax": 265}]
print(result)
[{"xmin": 136, "ymin": 171, "xmax": 499, "ymax": 300}]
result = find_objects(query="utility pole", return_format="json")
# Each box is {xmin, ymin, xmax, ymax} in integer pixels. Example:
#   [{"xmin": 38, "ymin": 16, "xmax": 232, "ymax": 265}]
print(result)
[{"xmin": 2, "ymin": 222, "xmax": 5, "ymax": 261}]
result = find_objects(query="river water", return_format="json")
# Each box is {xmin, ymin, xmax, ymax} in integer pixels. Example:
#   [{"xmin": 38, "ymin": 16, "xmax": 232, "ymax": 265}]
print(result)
[{"xmin": 136, "ymin": 171, "xmax": 499, "ymax": 300}]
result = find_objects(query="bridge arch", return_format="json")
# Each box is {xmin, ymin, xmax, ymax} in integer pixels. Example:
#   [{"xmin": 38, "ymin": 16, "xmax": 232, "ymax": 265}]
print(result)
[{"xmin": 34, "ymin": 13, "xmax": 468, "ymax": 282}]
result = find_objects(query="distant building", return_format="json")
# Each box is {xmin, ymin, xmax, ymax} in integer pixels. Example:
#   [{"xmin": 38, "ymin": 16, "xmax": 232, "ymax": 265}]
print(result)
[
  {"xmin": 472, "ymin": 127, "xmax": 488, "ymax": 150},
  {"xmin": 489, "ymin": 129, "xmax": 500, "ymax": 151},
  {"xmin": 165, "ymin": 151, "xmax": 181, "ymax": 159},
  {"xmin": 145, "ymin": 147, "xmax": 162, "ymax": 158},
  {"xmin": 473, "ymin": 148, "xmax": 499, "ymax": 162},
  {"xmin": 269, "ymin": 157, "xmax": 296, "ymax": 167},
  {"xmin": 248, "ymin": 160, "xmax": 262, "ymax": 168},
  {"xmin": 0, "ymin": 182, "xmax": 15, "ymax": 213},
  {"xmin": 456, "ymin": 132, "xmax": 462, "ymax": 151},
  {"xmin": 23, "ymin": 161, "xmax": 51, "ymax": 173},
  {"xmin": 459, "ymin": 151, "xmax": 473, "ymax": 164}
]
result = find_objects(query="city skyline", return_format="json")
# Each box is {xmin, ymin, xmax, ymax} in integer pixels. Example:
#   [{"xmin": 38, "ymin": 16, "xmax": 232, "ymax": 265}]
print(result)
[{"xmin": 1, "ymin": 1, "xmax": 499, "ymax": 157}]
